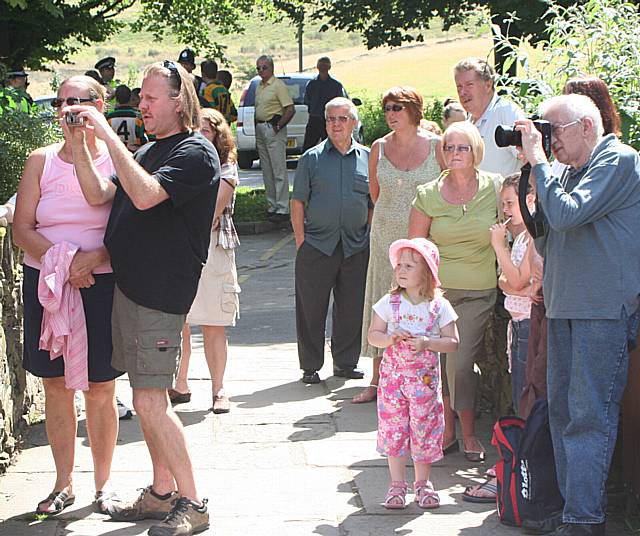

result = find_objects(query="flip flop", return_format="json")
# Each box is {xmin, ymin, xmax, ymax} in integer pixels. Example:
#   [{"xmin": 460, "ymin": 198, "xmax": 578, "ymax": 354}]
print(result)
[
  {"xmin": 168, "ymin": 389, "xmax": 191, "ymax": 405},
  {"xmin": 36, "ymin": 490, "xmax": 75, "ymax": 515},
  {"xmin": 212, "ymin": 394, "xmax": 230, "ymax": 414},
  {"xmin": 351, "ymin": 385, "xmax": 377, "ymax": 404},
  {"xmin": 443, "ymin": 439, "xmax": 460, "ymax": 455},
  {"xmin": 462, "ymin": 479, "xmax": 497, "ymax": 503},
  {"xmin": 464, "ymin": 450, "xmax": 486, "ymax": 462}
]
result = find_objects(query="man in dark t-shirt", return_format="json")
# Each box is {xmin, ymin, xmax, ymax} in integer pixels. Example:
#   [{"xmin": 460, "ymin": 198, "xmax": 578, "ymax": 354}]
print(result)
[
  {"xmin": 68, "ymin": 60, "xmax": 218, "ymax": 536},
  {"xmin": 302, "ymin": 57, "xmax": 346, "ymax": 151}
]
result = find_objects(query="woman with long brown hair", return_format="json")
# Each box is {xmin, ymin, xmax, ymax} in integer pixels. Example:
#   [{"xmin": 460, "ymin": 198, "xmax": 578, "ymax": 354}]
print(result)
[{"xmin": 171, "ymin": 108, "xmax": 240, "ymax": 414}]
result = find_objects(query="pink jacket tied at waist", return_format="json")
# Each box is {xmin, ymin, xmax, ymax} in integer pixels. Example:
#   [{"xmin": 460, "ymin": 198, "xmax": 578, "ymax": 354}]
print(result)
[{"xmin": 38, "ymin": 241, "xmax": 89, "ymax": 391}]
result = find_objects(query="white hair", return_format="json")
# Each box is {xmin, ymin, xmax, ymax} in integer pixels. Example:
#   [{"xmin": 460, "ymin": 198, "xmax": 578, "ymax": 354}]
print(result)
[
  {"xmin": 325, "ymin": 97, "xmax": 358, "ymax": 122},
  {"xmin": 539, "ymin": 94, "xmax": 604, "ymax": 138}
]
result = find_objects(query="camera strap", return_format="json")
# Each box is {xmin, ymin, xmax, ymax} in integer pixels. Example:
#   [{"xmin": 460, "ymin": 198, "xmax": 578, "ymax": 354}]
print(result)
[{"xmin": 518, "ymin": 164, "xmax": 546, "ymax": 239}]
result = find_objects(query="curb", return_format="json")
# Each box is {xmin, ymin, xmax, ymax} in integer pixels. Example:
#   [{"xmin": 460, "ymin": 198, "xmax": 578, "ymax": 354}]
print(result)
[{"xmin": 235, "ymin": 220, "xmax": 292, "ymax": 235}]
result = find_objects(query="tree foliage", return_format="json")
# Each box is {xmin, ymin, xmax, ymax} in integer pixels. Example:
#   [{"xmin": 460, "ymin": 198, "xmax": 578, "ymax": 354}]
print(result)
[
  {"xmin": 0, "ymin": 0, "xmax": 254, "ymax": 71},
  {"xmin": 494, "ymin": 0, "xmax": 640, "ymax": 149}
]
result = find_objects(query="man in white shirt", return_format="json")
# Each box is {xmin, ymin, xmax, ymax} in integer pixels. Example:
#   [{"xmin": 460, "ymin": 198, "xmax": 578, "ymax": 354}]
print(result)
[{"xmin": 454, "ymin": 58, "xmax": 525, "ymax": 175}]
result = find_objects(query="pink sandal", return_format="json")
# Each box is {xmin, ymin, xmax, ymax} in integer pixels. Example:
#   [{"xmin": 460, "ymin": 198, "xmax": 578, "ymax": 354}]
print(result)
[
  {"xmin": 351, "ymin": 384, "xmax": 378, "ymax": 404},
  {"xmin": 383, "ymin": 481, "xmax": 408, "ymax": 509},
  {"xmin": 414, "ymin": 480, "xmax": 440, "ymax": 509}
]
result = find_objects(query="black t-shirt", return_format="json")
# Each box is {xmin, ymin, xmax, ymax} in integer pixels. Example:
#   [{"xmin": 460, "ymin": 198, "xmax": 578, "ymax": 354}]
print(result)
[{"xmin": 104, "ymin": 131, "xmax": 220, "ymax": 314}]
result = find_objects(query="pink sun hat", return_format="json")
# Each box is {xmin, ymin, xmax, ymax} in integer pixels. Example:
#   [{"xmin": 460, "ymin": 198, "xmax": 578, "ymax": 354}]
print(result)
[{"xmin": 388, "ymin": 238, "xmax": 441, "ymax": 288}]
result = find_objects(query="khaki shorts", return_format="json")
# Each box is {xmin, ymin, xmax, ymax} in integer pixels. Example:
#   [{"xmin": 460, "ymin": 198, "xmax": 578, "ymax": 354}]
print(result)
[
  {"xmin": 186, "ymin": 243, "xmax": 240, "ymax": 326},
  {"xmin": 111, "ymin": 285, "xmax": 185, "ymax": 389}
]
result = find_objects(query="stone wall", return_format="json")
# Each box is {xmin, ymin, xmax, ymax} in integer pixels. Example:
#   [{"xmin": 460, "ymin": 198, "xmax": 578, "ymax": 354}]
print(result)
[{"xmin": 0, "ymin": 223, "xmax": 43, "ymax": 473}]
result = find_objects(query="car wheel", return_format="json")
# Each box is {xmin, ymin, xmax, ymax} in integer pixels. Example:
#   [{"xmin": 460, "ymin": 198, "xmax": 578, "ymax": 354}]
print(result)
[{"xmin": 237, "ymin": 151, "xmax": 255, "ymax": 170}]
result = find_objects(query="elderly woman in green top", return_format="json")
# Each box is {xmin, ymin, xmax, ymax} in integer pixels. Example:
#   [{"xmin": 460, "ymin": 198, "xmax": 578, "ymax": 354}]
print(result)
[{"xmin": 408, "ymin": 121, "xmax": 501, "ymax": 462}]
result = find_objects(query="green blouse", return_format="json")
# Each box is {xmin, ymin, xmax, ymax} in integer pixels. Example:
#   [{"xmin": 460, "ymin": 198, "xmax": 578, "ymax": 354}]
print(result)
[{"xmin": 412, "ymin": 170, "xmax": 502, "ymax": 290}]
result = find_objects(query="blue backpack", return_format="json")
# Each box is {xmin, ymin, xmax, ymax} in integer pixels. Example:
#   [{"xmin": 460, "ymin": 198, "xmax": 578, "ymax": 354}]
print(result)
[{"xmin": 492, "ymin": 399, "xmax": 564, "ymax": 527}]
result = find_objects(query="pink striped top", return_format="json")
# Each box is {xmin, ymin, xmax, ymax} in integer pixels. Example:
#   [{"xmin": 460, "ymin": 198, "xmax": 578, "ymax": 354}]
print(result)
[
  {"xmin": 38, "ymin": 241, "xmax": 89, "ymax": 391},
  {"xmin": 24, "ymin": 143, "xmax": 114, "ymax": 273}
]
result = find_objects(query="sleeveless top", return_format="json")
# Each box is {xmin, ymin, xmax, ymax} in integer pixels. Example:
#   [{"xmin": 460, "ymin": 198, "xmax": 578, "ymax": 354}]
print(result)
[
  {"xmin": 504, "ymin": 230, "xmax": 532, "ymax": 319},
  {"xmin": 361, "ymin": 135, "xmax": 441, "ymax": 358},
  {"xmin": 24, "ymin": 143, "xmax": 115, "ymax": 273}
]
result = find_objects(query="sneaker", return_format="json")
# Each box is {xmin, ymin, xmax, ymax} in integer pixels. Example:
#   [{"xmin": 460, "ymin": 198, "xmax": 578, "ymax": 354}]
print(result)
[
  {"xmin": 106, "ymin": 486, "xmax": 177, "ymax": 521},
  {"xmin": 148, "ymin": 497, "xmax": 209, "ymax": 536},
  {"xmin": 117, "ymin": 397, "xmax": 133, "ymax": 420}
]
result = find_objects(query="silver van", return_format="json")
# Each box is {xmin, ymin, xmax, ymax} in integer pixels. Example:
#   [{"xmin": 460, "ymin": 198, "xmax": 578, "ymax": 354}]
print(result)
[{"xmin": 235, "ymin": 73, "xmax": 363, "ymax": 169}]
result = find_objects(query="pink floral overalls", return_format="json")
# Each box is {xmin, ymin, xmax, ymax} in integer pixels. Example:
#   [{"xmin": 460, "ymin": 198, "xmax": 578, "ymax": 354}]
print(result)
[{"xmin": 376, "ymin": 294, "xmax": 445, "ymax": 463}]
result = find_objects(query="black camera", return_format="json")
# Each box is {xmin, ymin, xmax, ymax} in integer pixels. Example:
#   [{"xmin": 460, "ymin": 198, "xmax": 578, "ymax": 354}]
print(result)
[
  {"xmin": 494, "ymin": 120, "xmax": 553, "ymax": 239},
  {"xmin": 495, "ymin": 119, "xmax": 552, "ymax": 156},
  {"xmin": 65, "ymin": 112, "xmax": 84, "ymax": 127}
]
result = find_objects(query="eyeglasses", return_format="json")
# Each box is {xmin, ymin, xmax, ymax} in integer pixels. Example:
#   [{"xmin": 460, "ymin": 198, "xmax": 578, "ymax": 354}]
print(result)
[
  {"xmin": 163, "ymin": 60, "xmax": 182, "ymax": 89},
  {"xmin": 383, "ymin": 104, "xmax": 405, "ymax": 113},
  {"xmin": 443, "ymin": 144, "xmax": 472, "ymax": 153},
  {"xmin": 551, "ymin": 119, "xmax": 581, "ymax": 137},
  {"xmin": 51, "ymin": 97, "xmax": 94, "ymax": 109},
  {"xmin": 326, "ymin": 115, "xmax": 351, "ymax": 123},
  {"xmin": 256, "ymin": 65, "xmax": 270, "ymax": 72}
]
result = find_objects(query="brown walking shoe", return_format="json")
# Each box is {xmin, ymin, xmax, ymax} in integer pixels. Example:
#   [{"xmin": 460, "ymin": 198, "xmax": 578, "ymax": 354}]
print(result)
[
  {"xmin": 148, "ymin": 497, "xmax": 209, "ymax": 536},
  {"xmin": 106, "ymin": 486, "xmax": 177, "ymax": 521}
]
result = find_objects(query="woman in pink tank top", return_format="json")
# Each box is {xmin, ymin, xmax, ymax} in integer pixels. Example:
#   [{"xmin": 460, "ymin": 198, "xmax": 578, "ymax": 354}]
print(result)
[{"xmin": 13, "ymin": 75, "xmax": 123, "ymax": 516}]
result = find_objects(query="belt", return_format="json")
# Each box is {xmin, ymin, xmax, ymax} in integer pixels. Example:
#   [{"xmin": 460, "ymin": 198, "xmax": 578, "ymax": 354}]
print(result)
[{"xmin": 255, "ymin": 120, "xmax": 270, "ymax": 124}]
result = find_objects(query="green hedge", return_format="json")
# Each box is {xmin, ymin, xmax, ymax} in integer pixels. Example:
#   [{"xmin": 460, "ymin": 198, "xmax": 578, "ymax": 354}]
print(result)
[
  {"xmin": 0, "ymin": 110, "xmax": 61, "ymax": 203},
  {"xmin": 359, "ymin": 95, "xmax": 445, "ymax": 146},
  {"xmin": 233, "ymin": 187, "xmax": 270, "ymax": 222}
]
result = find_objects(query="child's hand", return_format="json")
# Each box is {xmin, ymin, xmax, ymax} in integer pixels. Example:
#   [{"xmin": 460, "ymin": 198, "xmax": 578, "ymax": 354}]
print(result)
[
  {"xmin": 389, "ymin": 330, "xmax": 410, "ymax": 346},
  {"xmin": 408, "ymin": 336, "xmax": 430, "ymax": 353},
  {"xmin": 489, "ymin": 222, "xmax": 507, "ymax": 249}
]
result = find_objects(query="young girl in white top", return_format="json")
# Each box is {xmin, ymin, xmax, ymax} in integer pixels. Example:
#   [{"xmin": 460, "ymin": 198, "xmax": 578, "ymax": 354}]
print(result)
[
  {"xmin": 368, "ymin": 238, "xmax": 459, "ymax": 509},
  {"xmin": 490, "ymin": 173, "xmax": 535, "ymax": 414}
]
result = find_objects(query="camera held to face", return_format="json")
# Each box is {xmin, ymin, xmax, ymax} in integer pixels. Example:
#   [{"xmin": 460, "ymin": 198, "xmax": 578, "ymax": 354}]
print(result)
[
  {"xmin": 494, "ymin": 119, "xmax": 553, "ymax": 240},
  {"xmin": 65, "ymin": 112, "xmax": 84, "ymax": 127}
]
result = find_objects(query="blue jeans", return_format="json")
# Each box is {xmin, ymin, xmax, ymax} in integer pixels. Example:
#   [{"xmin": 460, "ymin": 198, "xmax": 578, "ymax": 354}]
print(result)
[
  {"xmin": 510, "ymin": 318, "xmax": 530, "ymax": 416},
  {"xmin": 547, "ymin": 308, "xmax": 639, "ymax": 524}
]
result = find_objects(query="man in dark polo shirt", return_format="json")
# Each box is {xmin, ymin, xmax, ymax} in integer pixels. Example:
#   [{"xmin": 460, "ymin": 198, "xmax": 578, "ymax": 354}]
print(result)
[
  {"xmin": 67, "ymin": 60, "xmax": 218, "ymax": 536},
  {"xmin": 291, "ymin": 96, "xmax": 371, "ymax": 384},
  {"xmin": 302, "ymin": 57, "xmax": 346, "ymax": 151}
]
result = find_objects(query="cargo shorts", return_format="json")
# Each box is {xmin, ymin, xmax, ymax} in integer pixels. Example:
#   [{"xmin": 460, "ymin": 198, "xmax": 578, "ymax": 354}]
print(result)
[{"xmin": 111, "ymin": 285, "xmax": 185, "ymax": 389}]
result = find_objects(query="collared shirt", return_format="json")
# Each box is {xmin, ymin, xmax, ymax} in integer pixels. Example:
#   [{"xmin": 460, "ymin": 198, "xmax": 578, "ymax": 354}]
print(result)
[
  {"xmin": 292, "ymin": 138, "xmax": 371, "ymax": 258},
  {"xmin": 255, "ymin": 76, "xmax": 293, "ymax": 122},
  {"xmin": 471, "ymin": 93, "xmax": 525, "ymax": 175},
  {"xmin": 533, "ymin": 134, "xmax": 640, "ymax": 319},
  {"xmin": 304, "ymin": 75, "xmax": 345, "ymax": 117}
]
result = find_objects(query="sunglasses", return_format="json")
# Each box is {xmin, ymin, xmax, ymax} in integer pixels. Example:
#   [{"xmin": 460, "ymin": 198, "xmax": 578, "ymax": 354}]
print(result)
[
  {"xmin": 326, "ymin": 115, "xmax": 351, "ymax": 124},
  {"xmin": 384, "ymin": 104, "xmax": 405, "ymax": 113},
  {"xmin": 163, "ymin": 60, "xmax": 182, "ymax": 89},
  {"xmin": 51, "ymin": 97, "xmax": 94, "ymax": 109},
  {"xmin": 256, "ymin": 65, "xmax": 270, "ymax": 72}
]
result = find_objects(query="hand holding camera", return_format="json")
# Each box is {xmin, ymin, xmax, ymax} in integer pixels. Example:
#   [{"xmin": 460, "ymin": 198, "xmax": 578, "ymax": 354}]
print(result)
[{"xmin": 494, "ymin": 120, "xmax": 552, "ymax": 239}]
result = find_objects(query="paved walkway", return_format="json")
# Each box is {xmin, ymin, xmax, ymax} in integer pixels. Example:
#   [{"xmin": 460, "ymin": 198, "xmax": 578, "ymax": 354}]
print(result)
[{"xmin": 0, "ymin": 230, "xmax": 562, "ymax": 535}]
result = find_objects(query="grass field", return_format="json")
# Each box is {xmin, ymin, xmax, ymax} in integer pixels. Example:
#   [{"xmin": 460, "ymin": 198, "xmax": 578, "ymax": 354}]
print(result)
[{"xmin": 26, "ymin": 6, "xmax": 492, "ymax": 102}]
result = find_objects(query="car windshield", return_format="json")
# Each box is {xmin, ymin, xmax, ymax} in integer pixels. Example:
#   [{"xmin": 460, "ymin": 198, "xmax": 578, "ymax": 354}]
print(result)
[{"xmin": 244, "ymin": 77, "xmax": 310, "ymax": 106}]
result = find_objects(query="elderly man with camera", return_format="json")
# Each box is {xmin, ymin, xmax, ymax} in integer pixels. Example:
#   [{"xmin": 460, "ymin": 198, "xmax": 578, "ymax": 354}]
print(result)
[{"xmin": 517, "ymin": 94, "xmax": 640, "ymax": 536}]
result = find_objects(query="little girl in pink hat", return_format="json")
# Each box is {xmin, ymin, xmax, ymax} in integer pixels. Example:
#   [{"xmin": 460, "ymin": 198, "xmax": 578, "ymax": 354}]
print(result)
[{"xmin": 368, "ymin": 238, "xmax": 459, "ymax": 509}]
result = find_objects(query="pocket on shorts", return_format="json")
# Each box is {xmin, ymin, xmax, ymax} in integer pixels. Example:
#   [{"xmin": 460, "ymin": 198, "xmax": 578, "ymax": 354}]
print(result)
[
  {"xmin": 136, "ymin": 329, "xmax": 181, "ymax": 375},
  {"xmin": 221, "ymin": 283, "xmax": 241, "ymax": 314}
]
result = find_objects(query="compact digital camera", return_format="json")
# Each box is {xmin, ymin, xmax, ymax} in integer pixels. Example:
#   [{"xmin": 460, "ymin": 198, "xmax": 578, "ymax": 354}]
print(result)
[{"xmin": 65, "ymin": 112, "xmax": 84, "ymax": 127}]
